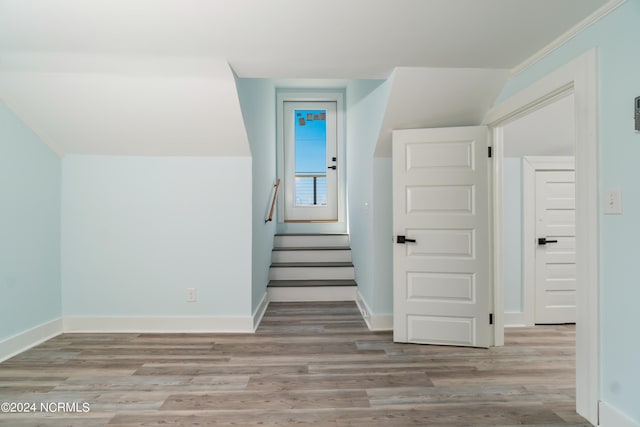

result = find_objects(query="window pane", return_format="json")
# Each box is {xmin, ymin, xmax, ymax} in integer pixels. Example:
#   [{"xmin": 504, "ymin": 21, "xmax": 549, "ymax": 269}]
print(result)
[
  {"xmin": 295, "ymin": 177, "xmax": 327, "ymax": 206},
  {"xmin": 294, "ymin": 109, "xmax": 327, "ymax": 206}
]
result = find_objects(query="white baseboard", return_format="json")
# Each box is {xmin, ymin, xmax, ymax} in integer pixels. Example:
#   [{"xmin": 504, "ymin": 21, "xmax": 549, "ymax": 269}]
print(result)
[
  {"xmin": 504, "ymin": 311, "xmax": 528, "ymax": 327},
  {"xmin": 252, "ymin": 292, "xmax": 270, "ymax": 331},
  {"xmin": 0, "ymin": 318, "xmax": 63, "ymax": 363},
  {"xmin": 599, "ymin": 401, "xmax": 640, "ymax": 427},
  {"xmin": 268, "ymin": 286, "xmax": 356, "ymax": 302},
  {"xmin": 63, "ymin": 315, "xmax": 254, "ymax": 333},
  {"xmin": 370, "ymin": 313, "xmax": 393, "ymax": 331},
  {"xmin": 356, "ymin": 292, "xmax": 373, "ymax": 328},
  {"xmin": 356, "ymin": 291, "xmax": 393, "ymax": 331}
]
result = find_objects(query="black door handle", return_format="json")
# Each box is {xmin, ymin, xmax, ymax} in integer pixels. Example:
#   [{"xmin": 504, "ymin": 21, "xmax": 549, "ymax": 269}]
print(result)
[
  {"xmin": 328, "ymin": 166, "xmax": 336, "ymax": 170},
  {"xmin": 538, "ymin": 237, "xmax": 558, "ymax": 245},
  {"xmin": 397, "ymin": 235, "xmax": 416, "ymax": 244}
]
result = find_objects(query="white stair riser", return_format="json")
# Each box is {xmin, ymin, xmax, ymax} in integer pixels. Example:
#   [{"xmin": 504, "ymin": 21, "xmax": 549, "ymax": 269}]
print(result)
[
  {"xmin": 272, "ymin": 250, "xmax": 352, "ymax": 263},
  {"xmin": 268, "ymin": 286, "xmax": 357, "ymax": 302},
  {"xmin": 269, "ymin": 267, "xmax": 355, "ymax": 281},
  {"xmin": 274, "ymin": 235, "xmax": 349, "ymax": 248}
]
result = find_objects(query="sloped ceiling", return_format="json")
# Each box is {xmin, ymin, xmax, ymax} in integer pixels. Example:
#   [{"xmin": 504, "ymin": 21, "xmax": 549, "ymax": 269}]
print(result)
[
  {"xmin": 0, "ymin": 0, "xmax": 611, "ymax": 156},
  {"xmin": 374, "ymin": 68, "xmax": 510, "ymax": 157},
  {"xmin": 0, "ymin": 56, "xmax": 250, "ymax": 156}
]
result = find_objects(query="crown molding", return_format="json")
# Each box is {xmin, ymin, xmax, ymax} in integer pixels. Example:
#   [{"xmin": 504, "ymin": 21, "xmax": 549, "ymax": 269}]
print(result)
[{"xmin": 510, "ymin": 0, "xmax": 626, "ymax": 77}]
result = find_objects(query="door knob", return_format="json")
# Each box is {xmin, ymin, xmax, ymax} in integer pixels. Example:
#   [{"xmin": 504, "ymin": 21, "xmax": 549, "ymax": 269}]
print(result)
[
  {"xmin": 327, "ymin": 166, "xmax": 337, "ymax": 170},
  {"xmin": 538, "ymin": 237, "xmax": 558, "ymax": 245}
]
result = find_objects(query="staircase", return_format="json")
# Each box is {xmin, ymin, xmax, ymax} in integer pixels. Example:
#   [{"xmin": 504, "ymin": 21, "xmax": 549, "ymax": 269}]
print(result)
[{"xmin": 267, "ymin": 234, "xmax": 357, "ymax": 302}]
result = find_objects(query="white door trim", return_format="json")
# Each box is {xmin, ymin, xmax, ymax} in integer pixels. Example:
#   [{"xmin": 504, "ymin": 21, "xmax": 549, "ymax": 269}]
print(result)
[
  {"xmin": 276, "ymin": 91, "xmax": 346, "ymax": 226},
  {"xmin": 522, "ymin": 156, "xmax": 575, "ymax": 327},
  {"xmin": 484, "ymin": 49, "xmax": 599, "ymax": 425}
]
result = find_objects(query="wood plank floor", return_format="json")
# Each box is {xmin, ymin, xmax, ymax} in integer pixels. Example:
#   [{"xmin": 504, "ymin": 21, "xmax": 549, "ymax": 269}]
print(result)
[{"xmin": 0, "ymin": 302, "xmax": 589, "ymax": 426}]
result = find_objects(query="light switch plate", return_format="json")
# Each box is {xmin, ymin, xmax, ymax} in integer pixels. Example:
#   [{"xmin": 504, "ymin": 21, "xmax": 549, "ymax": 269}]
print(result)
[{"xmin": 604, "ymin": 189, "xmax": 622, "ymax": 214}]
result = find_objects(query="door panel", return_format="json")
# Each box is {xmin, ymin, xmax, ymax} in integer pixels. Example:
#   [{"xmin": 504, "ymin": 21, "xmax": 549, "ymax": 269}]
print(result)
[
  {"xmin": 393, "ymin": 126, "xmax": 492, "ymax": 348},
  {"xmin": 407, "ymin": 185, "xmax": 474, "ymax": 214},
  {"xmin": 535, "ymin": 170, "xmax": 576, "ymax": 324},
  {"xmin": 407, "ymin": 316, "xmax": 475, "ymax": 346},
  {"xmin": 407, "ymin": 272, "xmax": 475, "ymax": 302},
  {"xmin": 406, "ymin": 229, "xmax": 474, "ymax": 258}
]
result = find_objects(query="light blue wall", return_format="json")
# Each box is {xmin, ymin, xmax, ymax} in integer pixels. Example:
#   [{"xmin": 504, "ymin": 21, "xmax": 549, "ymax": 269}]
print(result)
[
  {"xmin": 504, "ymin": 158, "xmax": 523, "ymax": 313},
  {"xmin": 346, "ymin": 79, "xmax": 392, "ymax": 314},
  {"xmin": 0, "ymin": 101, "xmax": 61, "ymax": 341},
  {"xmin": 372, "ymin": 157, "xmax": 393, "ymax": 314},
  {"xmin": 497, "ymin": 2, "xmax": 640, "ymax": 422},
  {"xmin": 236, "ymin": 78, "xmax": 277, "ymax": 312},
  {"xmin": 61, "ymin": 155, "xmax": 252, "ymax": 317}
]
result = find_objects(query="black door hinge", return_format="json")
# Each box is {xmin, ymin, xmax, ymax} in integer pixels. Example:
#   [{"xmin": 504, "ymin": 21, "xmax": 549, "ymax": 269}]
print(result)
[
  {"xmin": 488, "ymin": 146, "xmax": 492, "ymax": 158},
  {"xmin": 489, "ymin": 313, "xmax": 494, "ymax": 325}
]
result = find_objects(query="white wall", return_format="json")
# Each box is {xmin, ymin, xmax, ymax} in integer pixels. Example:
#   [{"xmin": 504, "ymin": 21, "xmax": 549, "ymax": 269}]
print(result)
[{"xmin": 61, "ymin": 155, "xmax": 253, "ymax": 320}]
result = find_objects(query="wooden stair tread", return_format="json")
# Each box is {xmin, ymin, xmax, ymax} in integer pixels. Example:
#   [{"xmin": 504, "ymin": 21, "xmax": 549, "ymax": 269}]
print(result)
[
  {"xmin": 270, "ymin": 262, "xmax": 354, "ymax": 268},
  {"xmin": 274, "ymin": 233, "xmax": 348, "ymax": 236},
  {"xmin": 272, "ymin": 246, "xmax": 351, "ymax": 251},
  {"xmin": 268, "ymin": 279, "xmax": 357, "ymax": 288}
]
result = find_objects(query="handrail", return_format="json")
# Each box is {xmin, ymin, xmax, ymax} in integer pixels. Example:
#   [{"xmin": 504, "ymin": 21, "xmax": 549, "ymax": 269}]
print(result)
[{"xmin": 265, "ymin": 179, "xmax": 281, "ymax": 223}]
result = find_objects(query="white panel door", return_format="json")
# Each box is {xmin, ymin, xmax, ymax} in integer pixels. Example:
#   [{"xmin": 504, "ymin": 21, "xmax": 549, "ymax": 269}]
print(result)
[
  {"xmin": 535, "ymin": 170, "xmax": 576, "ymax": 324},
  {"xmin": 392, "ymin": 126, "xmax": 492, "ymax": 348}
]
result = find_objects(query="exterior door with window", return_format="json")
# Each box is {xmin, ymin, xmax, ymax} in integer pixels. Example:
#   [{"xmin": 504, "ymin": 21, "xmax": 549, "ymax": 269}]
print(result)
[{"xmin": 283, "ymin": 101, "xmax": 338, "ymax": 222}]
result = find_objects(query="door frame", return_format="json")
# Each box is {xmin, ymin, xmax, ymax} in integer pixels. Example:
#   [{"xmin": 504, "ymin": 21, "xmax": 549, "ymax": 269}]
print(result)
[
  {"xmin": 522, "ymin": 156, "xmax": 575, "ymax": 326},
  {"xmin": 276, "ymin": 90, "xmax": 346, "ymax": 230},
  {"xmin": 484, "ymin": 49, "xmax": 599, "ymax": 424}
]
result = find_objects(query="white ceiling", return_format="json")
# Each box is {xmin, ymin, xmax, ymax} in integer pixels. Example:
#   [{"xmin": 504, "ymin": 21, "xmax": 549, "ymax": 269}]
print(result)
[
  {"xmin": 0, "ymin": 0, "xmax": 609, "ymax": 78},
  {"xmin": 0, "ymin": 0, "xmax": 610, "ymax": 156}
]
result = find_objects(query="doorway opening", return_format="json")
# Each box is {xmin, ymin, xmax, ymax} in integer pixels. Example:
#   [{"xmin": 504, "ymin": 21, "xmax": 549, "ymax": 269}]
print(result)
[
  {"xmin": 276, "ymin": 91, "xmax": 346, "ymax": 233},
  {"xmin": 501, "ymin": 94, "xmax": 576, "ymax": 327},
  {"xmin": 485, "ymin": 49, "xmax": 599, "ymax": 425}
]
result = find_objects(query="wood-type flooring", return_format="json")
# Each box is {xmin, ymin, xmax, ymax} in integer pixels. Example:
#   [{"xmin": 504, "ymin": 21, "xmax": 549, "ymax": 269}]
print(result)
[{"xmin": 0, "ymin": 302, "xmax": 589, "ymax": 426}]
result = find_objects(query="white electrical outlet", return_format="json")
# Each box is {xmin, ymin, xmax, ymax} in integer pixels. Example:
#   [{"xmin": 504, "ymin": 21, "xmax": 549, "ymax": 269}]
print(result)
[
  {"xmin": 186, "ymin": 288, "xmax": 197, "ymax": 302},
  {"xmin": 604, "ymin": 189, "xmax": 622, "ymax": 214}
]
